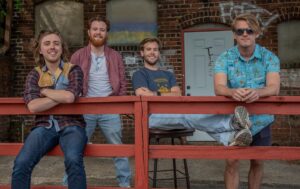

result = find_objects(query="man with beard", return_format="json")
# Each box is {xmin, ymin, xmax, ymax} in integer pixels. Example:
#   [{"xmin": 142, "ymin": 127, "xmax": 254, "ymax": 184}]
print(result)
[
  {"xmin": 132, "ymin": 37, "xmax": 252, "ymax": 147},
  {"xmin": 62, "ymin": 16, "xmax": 131, "ymax": 188}
]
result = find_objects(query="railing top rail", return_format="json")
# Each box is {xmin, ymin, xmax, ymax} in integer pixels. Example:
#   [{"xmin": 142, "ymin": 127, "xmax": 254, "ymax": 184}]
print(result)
[
  {"xmin": 141, "ymin": 96, "xmax": 300, "ymax": 115},
  {"xmin": 1, "ymin": 96, "xmax": 300, "ymax": 115},
  {"xmin": 141, "ymin": 96, "xmax": 300, "ymax": 102},
  {"xmin": 0, "ymin": 96, "xmax": 141, "ymax": 115},
  {"xmin": 0, "ymin": 96, "xmax": 141, "ymax": 103}
]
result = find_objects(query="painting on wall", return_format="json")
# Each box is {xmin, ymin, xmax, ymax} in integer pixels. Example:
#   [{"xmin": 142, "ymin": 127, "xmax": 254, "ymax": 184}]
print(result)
[
  {"xmin": 109, "ymin": 22, "xmax": 157, "ymax": 45},
  {"xmin": 107, "ymin": 0, "xmax": 157, "ymax": 45}
]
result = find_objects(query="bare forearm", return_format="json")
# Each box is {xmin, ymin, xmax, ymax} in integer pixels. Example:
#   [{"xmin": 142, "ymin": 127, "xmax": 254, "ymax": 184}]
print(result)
[
  {"xmin": 161, "ymin": 91, "xmax": 181, "ymax": 96},
  {"xmin": 256, "ymin": 85, "xmax": 280, "ymax": 97},
  {"xmin": 27, "ymin": 97, "xmax": 59, "ymax": 113},
  {"xmin": 41, "ymin": 88, "xmax": 75, "ymax": 103},
  {"xmin": 215, "ymin": 84, "xmax": 234, "ymax": 97},
  {"xmin": 256, "ymin": 72, "xmax": 280, "ymax": 97},
  {"xmin": 135, "ymin": 86, "xmax": 181, "ymax": 96},
  {"xmin": 135, "ymin": 88, "xmax": 155, "ymax": 96}
]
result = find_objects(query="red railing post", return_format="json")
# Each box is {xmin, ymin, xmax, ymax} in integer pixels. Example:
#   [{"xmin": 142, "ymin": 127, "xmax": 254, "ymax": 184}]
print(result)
[{"xmin": 133, "ymin": 100, "xmax": 146, "ymax": 189}]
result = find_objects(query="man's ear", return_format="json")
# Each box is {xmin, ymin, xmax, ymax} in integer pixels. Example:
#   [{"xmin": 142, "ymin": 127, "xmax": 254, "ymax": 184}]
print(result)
[
  {"xmin": 233, "ymin": 34, "xmax": 237, "ymax": 41},
  {"xmin": 140, "ymin": 50, "xmax": 144, "ymax": 57}
]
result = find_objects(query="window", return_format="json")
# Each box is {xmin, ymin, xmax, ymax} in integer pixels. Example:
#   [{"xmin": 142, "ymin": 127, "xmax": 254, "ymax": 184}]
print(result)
[
  {"xmin": 107, "ymin": 0, "xmax": 157, "ymax": 45},
  {"xmin": 0, "ymin": 0, "xmax": 12, "ymax": 54},
  {"xmin": 278, "ymin": 21, "xmax": 300, "ymax": 65},
  {"xmin": 35, "ymin": 1, "xmax": 84, "ymax": 47}
]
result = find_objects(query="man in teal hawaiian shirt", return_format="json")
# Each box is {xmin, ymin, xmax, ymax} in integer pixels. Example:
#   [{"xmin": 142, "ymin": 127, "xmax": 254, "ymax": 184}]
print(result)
[{"xmin": 214, "ymin": 13, "xmax": 280, "ymax": 189}]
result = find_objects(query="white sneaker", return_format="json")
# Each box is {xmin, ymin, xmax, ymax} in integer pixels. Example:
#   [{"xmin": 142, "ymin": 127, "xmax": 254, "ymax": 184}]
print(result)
[
  {"xmin": 231, "ymin": 106, "xmax": 252, "ymax": 130},
  {"xmin": 229, "ymin": 129, "xmax": 252, "ymax": 146}
]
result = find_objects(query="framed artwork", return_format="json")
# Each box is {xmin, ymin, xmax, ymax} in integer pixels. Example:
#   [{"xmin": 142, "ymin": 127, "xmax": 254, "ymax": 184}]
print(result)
[{"xmin": 107, "ymin": 0, "xmax": 157, "ymax": 45}]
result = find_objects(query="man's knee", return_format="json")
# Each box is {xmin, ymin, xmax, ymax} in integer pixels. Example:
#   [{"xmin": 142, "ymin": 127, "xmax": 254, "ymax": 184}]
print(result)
[
  {"xmin": 13, "ymin": 155, "xmax": 34, "ymax": 173},
  {"xmin": 64, "ymin": 154, "xmax": 83, "ymax": 168},
  {"xmin": 226, "ymin": 159, "xmax": 240, "ymax": 171},
  {"xmin": 250, "ymin": 159, "xmax": 264, "ymax": 168},
  {"xmin": 103, "ymin": 129, "xmax": 122, "ymax": 144},
  {"xmin": 63, "ymin": 145, "xmax": 85, "ymax": 167}
]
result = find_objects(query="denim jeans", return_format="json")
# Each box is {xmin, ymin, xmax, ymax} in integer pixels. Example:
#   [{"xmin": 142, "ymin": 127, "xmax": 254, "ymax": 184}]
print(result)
[
  {"xmin": 12, "ymin": 125, "xmax": 87, "ymax": 189},
  {"xmin": 149, "ymin": 114, "xmax": 235, "ymax": 146},
  {"xmin": 63, "ymin": 114, "xmax": 131, "ymax": 187}
]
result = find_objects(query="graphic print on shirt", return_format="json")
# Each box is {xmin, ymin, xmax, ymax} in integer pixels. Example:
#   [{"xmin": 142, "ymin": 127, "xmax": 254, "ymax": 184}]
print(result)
[{"xmin": 153, "ymin": 77, "xmax": 170, "ymax": 93}]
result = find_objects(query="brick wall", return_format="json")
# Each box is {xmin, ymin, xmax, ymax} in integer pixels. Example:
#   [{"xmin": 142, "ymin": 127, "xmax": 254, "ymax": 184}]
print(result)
[
  {"xmin": 0, "ymin": 56, "xmax": 12, "ymax": 141},
  {"xmin": 2, "ymin": 0, "xmax": 300, "ymax": 145}
]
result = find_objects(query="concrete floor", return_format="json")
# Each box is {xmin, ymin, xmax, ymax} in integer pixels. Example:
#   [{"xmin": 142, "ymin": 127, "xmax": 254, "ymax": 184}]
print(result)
[{"xmin": 1, "ymin": 156, "xmax": 300, "ymax": 188}]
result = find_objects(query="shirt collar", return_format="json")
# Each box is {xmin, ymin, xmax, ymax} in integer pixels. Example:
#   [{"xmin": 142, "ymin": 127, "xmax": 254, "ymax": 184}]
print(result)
[
  {"xmin": 41, "ymin": 60, "xmax": 64, "ymax": 72},
  {"xmin": 91, "ymin": 52, "xmax": 105, "ymax": 64},
  {"xmin": 235, "ymin": 44, "xmax": 262, "ymax": 62}
]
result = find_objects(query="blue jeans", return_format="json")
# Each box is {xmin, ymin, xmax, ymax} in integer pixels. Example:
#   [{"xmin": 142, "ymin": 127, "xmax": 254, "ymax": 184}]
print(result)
[
  {"xmin": 149, "ymin": 114, "xmax": 235, "ymax": 145},
  {"xmin": 12, "ymin": 126, "xmax": 87, "ymax": 189},
  {"xmin": 63, "ymin": 114, "xmax": 131, "ymax": 187}
]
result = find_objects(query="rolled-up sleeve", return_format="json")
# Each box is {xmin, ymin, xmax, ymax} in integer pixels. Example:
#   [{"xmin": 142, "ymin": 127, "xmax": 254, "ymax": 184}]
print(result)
[
  {"xmin": 23, "ymin": 69, "xmax": 41, "ymax": 105},
  {"xmin": 66, "ymin": 65, "xmax": 84, "ymax": 97}
]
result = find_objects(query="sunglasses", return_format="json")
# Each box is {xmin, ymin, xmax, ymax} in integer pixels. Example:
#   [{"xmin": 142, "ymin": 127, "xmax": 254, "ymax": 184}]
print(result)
[{"xmin": 234, "ymin": 28, "xmax": 254, "ymax": 36}]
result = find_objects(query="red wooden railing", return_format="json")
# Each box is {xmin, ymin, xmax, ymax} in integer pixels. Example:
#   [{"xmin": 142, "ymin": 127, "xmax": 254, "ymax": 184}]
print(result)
[
  {"xmin": 0, "ymin": 97, "xmax": 143, "ymax": 189},
  {"xmin": 1, "ymin": 96, "xmax": 300, "ymax": 189},
  {"xmin": 141, "ymin": 96, "xmax": 300, "ymax": 188}
]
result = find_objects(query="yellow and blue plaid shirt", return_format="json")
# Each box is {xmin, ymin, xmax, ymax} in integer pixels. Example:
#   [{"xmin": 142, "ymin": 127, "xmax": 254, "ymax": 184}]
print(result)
[{"xmin": 24, "ymin": 61, "xmax": 85, "ymax": 129}]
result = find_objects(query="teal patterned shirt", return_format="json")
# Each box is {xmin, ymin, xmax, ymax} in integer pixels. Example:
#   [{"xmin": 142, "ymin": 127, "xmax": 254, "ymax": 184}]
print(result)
[{"xmin": 214, "ymin": 44, "xmax": 280, "ymax": 135}]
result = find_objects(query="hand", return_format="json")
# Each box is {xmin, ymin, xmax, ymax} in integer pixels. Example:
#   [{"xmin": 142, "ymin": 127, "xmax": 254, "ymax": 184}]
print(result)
[
  {"xmin": 40, "ymin": 88, "xmax": 47, "ymax": 97},
  {"xmin": 243, "ymin": 88, "xmax": 260, "ymax": 103},
  {"xmin": 139, "ymin": 87, "xmax": 156, "ymax": 96},
  {"xmin": 231, "ymin": 88, "xmax": 248, "ymax": 101}
]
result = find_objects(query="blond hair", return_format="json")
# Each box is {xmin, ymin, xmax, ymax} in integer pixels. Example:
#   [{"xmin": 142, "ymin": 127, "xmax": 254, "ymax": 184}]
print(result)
[{"xmin": 231, "ymin": 13, "xmax": 262, "ymax": 35}]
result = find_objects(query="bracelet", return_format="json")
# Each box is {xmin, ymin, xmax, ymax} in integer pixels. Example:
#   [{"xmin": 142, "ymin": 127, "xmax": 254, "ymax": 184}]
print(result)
[{"xmin": 157, "ymin": 91, "xmax": 161, "ymax": 96}]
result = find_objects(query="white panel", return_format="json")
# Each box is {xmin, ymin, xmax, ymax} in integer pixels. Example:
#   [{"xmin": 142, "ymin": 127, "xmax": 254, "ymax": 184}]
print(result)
[
  {"xmin": 214, "ymin": 39, "xmax": 225, "ymax": 47},
  {"xmin": 193, "ymin": 55, "xmax": 206, "ymax": 88},
  {"xmin": 194, "ymin": 40, "xmax": 205, "ymax": 47}
]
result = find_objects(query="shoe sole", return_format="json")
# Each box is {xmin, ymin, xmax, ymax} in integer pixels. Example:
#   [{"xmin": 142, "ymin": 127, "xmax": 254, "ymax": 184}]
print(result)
[
  {"xmin": 229, "ymin": 129, "xmax": 252, "ymax": 146},
  {"xmin": 234, "ymin": 106, "xmax": 252, "ymax": 129}
]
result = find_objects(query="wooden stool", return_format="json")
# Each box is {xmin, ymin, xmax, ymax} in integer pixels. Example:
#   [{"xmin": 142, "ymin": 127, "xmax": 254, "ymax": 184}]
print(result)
[{"xmin": 149, "ymin": 127, "xmax": 195, "ymax": 189}]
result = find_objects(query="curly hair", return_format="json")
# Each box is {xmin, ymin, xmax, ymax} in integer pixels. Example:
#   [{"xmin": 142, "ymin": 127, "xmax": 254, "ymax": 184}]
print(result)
[{"xmin": 32, "ymin": 29, "xmax": 69, "ymax": 67}]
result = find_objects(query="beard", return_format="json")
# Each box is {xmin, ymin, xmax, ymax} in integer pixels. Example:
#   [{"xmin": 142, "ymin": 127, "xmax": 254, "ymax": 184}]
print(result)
[
  {"xmin": 89, "ymin": 35, "xmax": 107, "ymax": 47},
  {"xmin": 144, "ymin": 57, "xmax": 159, "ymax": 66},
  {"xmin": 145, "ymin": 60, "xmax": 158, "ymax": 66}
]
